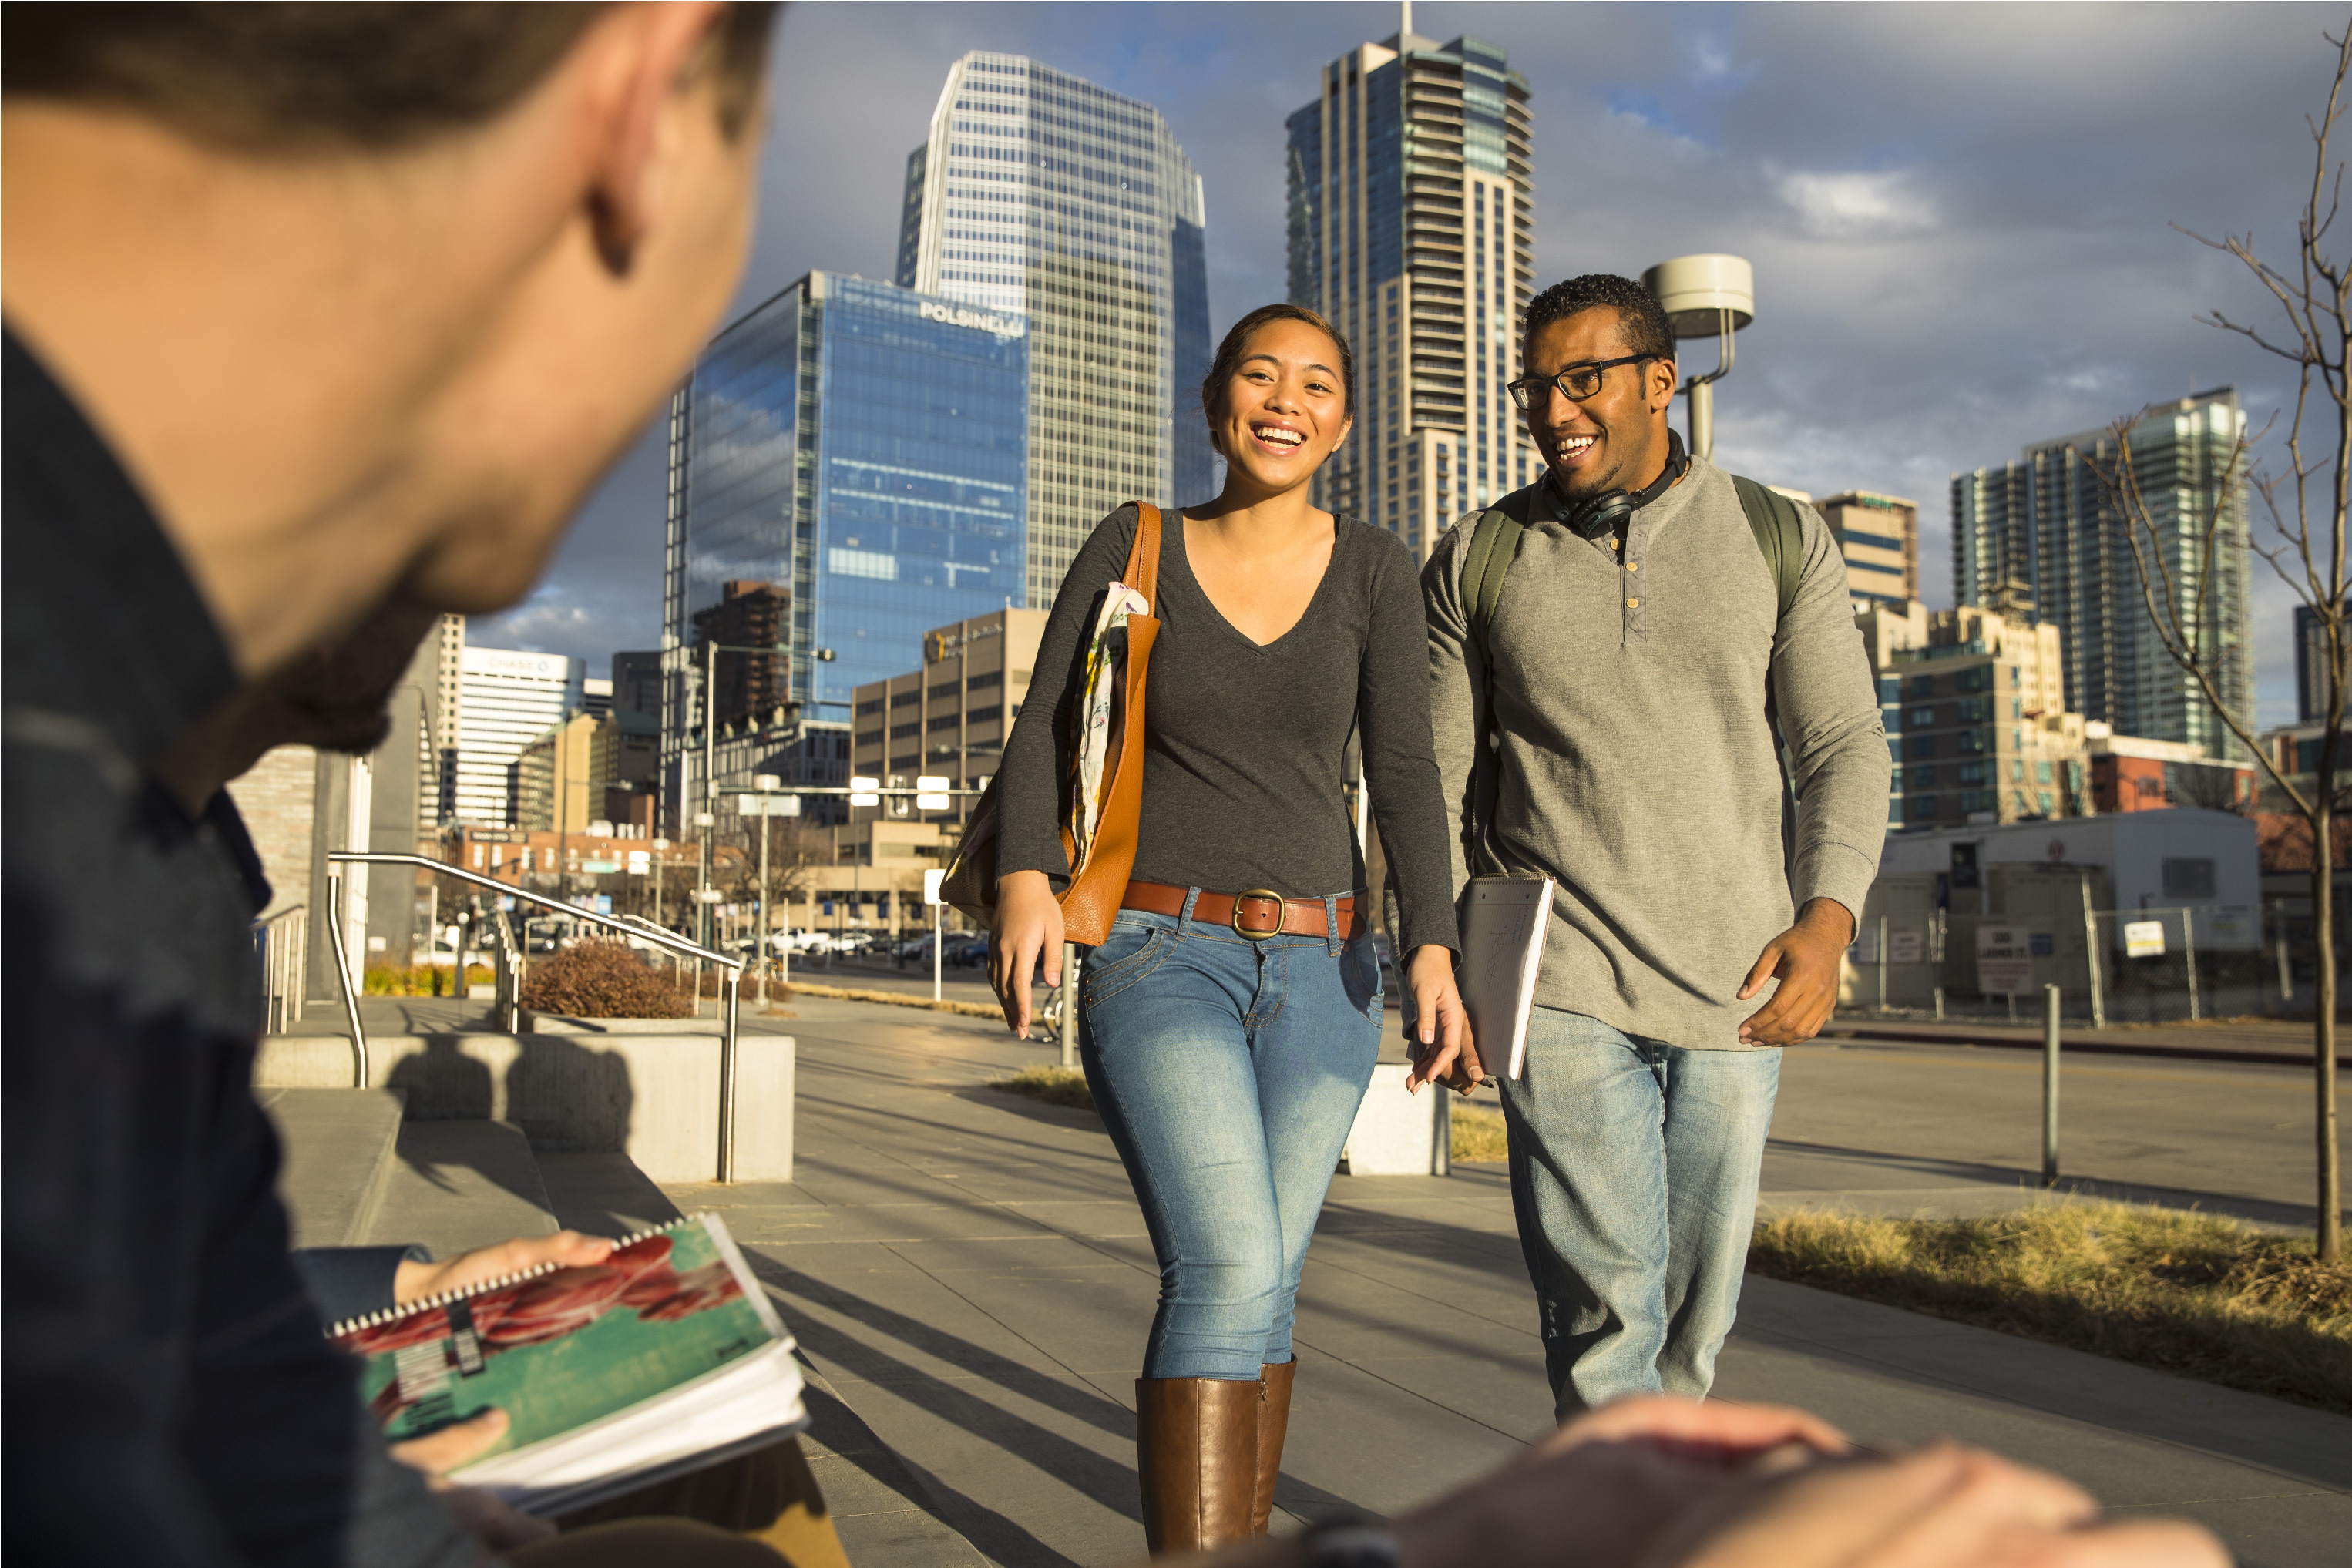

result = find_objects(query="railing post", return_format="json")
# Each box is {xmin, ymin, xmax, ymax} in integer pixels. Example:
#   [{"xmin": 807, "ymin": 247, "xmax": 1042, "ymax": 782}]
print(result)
[
  {"xmin": 717, "ymin": 969, "xmax": 741, "ymax": 1184},
  {"xmin": 1876, "ymin": 914, "xmax": 1888, "ymax": 1014},
  {"xmin": 327, "ymin": 874, "xmax": 368, "ymax": 1088},
  {"xmin": 2041, "ymin": 982, "xmax": 2061, "ymax": 1188}
]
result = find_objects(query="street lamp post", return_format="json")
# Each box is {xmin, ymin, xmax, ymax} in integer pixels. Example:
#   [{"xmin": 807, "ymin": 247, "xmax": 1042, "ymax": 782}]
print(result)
[
  {"xmin": 1641, "ymin": 254, "xmax": 1755, "ymax": 463},
  {"xmin": 752, "ymin": 773, "xmax": 779, "ymax": 1006}
]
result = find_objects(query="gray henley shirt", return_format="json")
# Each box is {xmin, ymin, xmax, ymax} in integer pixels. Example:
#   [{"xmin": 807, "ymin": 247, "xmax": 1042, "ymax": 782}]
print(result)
[{"xmin": 1424, "ymin": 453, "xmax": 1890, "ymax": 1049}]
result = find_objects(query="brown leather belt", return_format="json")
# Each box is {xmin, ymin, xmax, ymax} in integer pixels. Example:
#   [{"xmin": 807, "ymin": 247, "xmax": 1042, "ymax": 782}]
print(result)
[{"xmin": 1121, "ymin": 881, "xmax": 1362, "ymax": 942}]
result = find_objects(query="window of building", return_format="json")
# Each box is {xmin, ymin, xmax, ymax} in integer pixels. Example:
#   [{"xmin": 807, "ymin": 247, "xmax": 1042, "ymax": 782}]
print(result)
[
  {"xmin": 2162, "ymin": 858, "xmax": 2217, "ymax": 899},
  {"xmin": 1910, "ymin": 766, "xmax": 1937, "ymax": 789},
  {"xmin": 2038, "ymin": 791, "xmax": 2055, "ymax": 814},
  {"xmin": 1958, "ymin": 728, "xmax": 1991, "ymax": 754},
  {"xmin": 855, "ymin": 727, "xmax": 882, "ymax": 747},
  {"xmin": 2036, "ymin": 760, "xmax": 2054, "ymax": 784},
  {"xmin": 1907, "ymin": 735, "xmax": 1937, "ymax": 760},
  {"xmin": 1957, "ymin": 760, "xmax": 1987, "ymax": 785},
  {"xmin": 1959, "ymin": 789, "xmax": 1997, "ymax": 813},
  {"xmin": 926, "ymin": 713, "xmax": 959, "ymax": 732},
  {"xmin": 929, "ymin": 680, "xmax": 961, "ymax": 701},
  {"xmin": 1908, "ymin": 705, "xmax": 1937, "ymax": 728},
  {"xmin": 1878, "ymin": 677, "xmax": 1900, "ymax": 703},
  {"xmin": 1957, "ymin": 695, "xmax": 1992, "ymax": 723},
  {"xmin": 890, "ymin": 721, "xmax": 919, "ymax": 740},
  {"xmin": 1959, "ymin": 666, "xmax": 1994, "ymax": 693},
  {"xmin": 2011, "ymin": 759, "xmax": 2026, "ymax": 782},
  {"xmin": 892, "ymin": 690, "xmax": 920, "ymax": 708},
  {"xmin": 1908, "ymin": 674, "xmax": 1934, "ymax": 700},
  {"xmin": 1906, "ymin": 795, "xmax": 1936, "ymax": 821},
  {"xmin": 856, "ymin": 697, "xmax": 884, "ymax": 716},
  {"xmin": 967, "ymin": 670, "xmax": 1002, "ymax": 691}
]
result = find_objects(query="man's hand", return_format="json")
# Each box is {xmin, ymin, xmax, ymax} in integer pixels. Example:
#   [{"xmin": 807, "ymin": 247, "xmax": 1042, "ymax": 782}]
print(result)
[
  {"xmin": 1403, "ymin": 945, "xmax": 1484, "ymax": 1094},
  {"xmin": 388, "ymin": 1409, "xmax": 555, "ymax": 1550},
  {"xmin": 1635, "ymin": 1439, "xmax": 2227, "ymax": 1568},
  {"xmin": 1392, "ymin": 1396, "xmax": 1849, "ymax": 1568},
  {"xmin": 394, "ymin": 1231, "xmax": 613, "ymax": 1305},
  {"xmin": 990, "ymin": 869, "xmax": 1063, "ymax": 1036},
  {"xmin": 1735, "ymin": 898, "xmax": 1853, "ymax": 1046}
]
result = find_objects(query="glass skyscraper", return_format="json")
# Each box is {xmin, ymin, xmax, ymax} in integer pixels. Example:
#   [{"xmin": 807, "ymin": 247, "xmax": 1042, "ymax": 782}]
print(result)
[
  {"xmin": 1288, "ymin": 26, "xmax": 1534, "ymax": 559},
  {"xmin": 1951, "ymin": 388, "xmax": 2253, "ymax": 758},
  {"xmin": 661, "ymin": 272, "xmax": 1029, "ymax": 806},
  {"xmin": 899, "ymin": 52, "xmax": 1211, "ymax": 610}
]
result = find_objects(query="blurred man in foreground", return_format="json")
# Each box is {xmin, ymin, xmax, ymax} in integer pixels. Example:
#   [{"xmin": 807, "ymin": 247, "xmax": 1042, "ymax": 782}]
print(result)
[{"xmin": 3, "ymin": 4, "xmax": 779, "ymax": 1562}]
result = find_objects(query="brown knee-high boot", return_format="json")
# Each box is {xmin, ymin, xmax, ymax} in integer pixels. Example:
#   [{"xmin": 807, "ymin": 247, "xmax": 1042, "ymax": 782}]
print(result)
[
  {"xmin": 1249, "ymin": 1359, "xmax": 1296, "ymax": 1538},
  {"xmin": 1135, "ymin": 1377, "xmax": 1262, "ymax": 1555}
]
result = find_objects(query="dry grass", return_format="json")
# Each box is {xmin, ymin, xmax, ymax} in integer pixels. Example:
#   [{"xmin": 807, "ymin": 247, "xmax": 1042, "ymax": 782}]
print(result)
[
  {"xmin": 1748, "ymin": 1202, "xmax": 2352, "ymax": 1414},
  {"xmin": 987, "ymin": 1065, "xmax": 1097, "ymax": 1110},
  {"xmin": 1449, "ymin": 1097, "xmax": 1510, "ymax": 1163}
]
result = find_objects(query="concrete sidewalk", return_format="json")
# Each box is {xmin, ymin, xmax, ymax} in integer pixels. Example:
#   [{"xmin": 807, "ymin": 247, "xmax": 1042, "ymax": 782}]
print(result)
[{"xmin": 664, "ymin": 996, "xmax": 2350, "ymax": 1568}]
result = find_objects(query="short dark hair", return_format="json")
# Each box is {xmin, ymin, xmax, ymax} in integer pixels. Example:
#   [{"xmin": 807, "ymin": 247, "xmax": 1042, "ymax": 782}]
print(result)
[
  {"xmin": 1522, "ymin": 274, "xmax": 1675, "ymax": 365},
  {"xmin": 0, "ymin": 2, "xmax": 780, "ymax": 149},
  {"xmin": 1201, "ymin": 303, "xmax": 1354, "ymax": 452}
]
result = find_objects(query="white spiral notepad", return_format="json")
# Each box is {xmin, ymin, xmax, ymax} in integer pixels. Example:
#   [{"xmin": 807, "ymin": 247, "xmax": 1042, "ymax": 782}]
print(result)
[{"xmin": 1457, "ymin": 875, "xmax": 1554, "ymax": 1081}]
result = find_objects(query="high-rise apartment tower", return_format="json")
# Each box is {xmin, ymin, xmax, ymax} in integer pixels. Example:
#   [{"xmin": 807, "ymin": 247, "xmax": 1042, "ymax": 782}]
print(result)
[
  {"xmin": 899, "ymin": 53, "xmax": 1211, "ymax": 610},
  {"xmin": 1952, "ymin": 388, "xmax": 2252, "ymax": 759},
  {"xmin": 1286, "ymin": 22, "xmax": 1535, "ymax": 557}
]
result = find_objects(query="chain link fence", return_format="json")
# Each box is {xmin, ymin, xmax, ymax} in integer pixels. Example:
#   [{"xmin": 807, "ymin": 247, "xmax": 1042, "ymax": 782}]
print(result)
[{"xmin": 1841, "ymin": 900, "xmax": 2317, "ymax": 1026}]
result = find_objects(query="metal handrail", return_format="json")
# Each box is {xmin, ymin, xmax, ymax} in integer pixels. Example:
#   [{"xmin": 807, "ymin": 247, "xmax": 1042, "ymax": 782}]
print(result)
[{"xmin": 328, "ymin": 851, "xmax": 750, "ymax": 1180}]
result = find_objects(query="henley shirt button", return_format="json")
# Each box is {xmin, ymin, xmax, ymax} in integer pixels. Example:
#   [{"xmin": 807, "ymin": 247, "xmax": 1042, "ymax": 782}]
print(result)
[
  {"xmin": 1626, "ymin": 597, "xmax": 1640, "ymax": 609},
  {"xmin": 1626, "ymin": 562, "xmax": 1639, "ymax": 572}
]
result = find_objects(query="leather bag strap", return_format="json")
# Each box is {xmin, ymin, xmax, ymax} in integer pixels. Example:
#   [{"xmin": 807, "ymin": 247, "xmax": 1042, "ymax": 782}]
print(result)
[{"xmin": 1124, "ymin": 501, "xmax": 1162, "ymax": 606}]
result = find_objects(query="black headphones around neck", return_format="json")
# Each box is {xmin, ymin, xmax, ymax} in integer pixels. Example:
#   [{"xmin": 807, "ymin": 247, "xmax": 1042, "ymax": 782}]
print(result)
[{"xmin": 1554, "ymin": 429, "xmax": 1690, "ymax": 540}]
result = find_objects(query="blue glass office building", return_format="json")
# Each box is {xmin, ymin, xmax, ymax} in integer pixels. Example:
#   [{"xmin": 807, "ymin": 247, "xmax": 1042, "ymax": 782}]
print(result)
[{"xmin": 662, "ymin": 273, "xmax": 1028, "ymax": 787}]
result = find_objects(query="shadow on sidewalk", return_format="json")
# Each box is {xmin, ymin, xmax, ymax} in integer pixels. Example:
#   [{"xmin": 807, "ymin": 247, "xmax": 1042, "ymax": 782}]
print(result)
[{"xmin": 744, "ymin": 1254, "xmax": 1379, "ymax": 1566}]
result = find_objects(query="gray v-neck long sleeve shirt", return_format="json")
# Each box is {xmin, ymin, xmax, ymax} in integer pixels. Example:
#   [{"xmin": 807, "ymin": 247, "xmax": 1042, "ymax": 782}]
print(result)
[
  {"xmin": 998, "ymin": 504, "xmax": 1460, "ymax": 955},
  {"xmin": 1424, "ymin": 455, "xmax": 1890, "ymax": 1048}
]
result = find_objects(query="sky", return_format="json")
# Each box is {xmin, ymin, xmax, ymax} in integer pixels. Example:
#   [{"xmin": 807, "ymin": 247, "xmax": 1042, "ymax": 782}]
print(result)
[{"xmin": 472, "ymin": 1, "xmax": 2344, "ymax": 727}]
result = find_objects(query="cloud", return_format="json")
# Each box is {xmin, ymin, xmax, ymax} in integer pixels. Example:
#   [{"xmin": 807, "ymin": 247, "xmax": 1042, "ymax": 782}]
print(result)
[
  {"xmin": 524, "ymin": 0, "xmax": 2338, "ymax": 730},
  {"xmin": 1775, "ymin": 169, "xmax": 1941, "ymax": 241}
]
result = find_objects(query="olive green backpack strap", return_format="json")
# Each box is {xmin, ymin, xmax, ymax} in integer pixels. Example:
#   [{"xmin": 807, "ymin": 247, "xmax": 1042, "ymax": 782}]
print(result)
[
  {"xmin": 1730, "ymin": 474, "xmax": 1804, "ymax": 621},
  {"xmin": 1460, "ymin": 495, "xmax": 1530, "ymax": 649}
]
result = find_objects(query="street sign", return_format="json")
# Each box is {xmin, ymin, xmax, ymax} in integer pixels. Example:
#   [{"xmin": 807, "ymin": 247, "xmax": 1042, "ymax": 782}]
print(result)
[
  {"xmin": 735, "ymin": 794, "xmax": 801, "ymax": 816},
  {"xmin": 848, "ymin": 774, "xmax": 880, "ymax": 808},
  {"xmin": 627, "ymin": 851, "xmax": 650, "ymax": 875},
  {"xmin": 581, "ymin": 859, "xmax": 620, "ymax": 874},
  {"xmin": 2124, "ymin": 920, "xmax": 2166, "ymax": 958},
  {"xmin": 1976, "ymin": 925, "xmax": 2033, "ymax": 996},
  {"xmin": 697, "ymin": 889, "xmax": 724, "ymax": 904},
  {"xmin": 923, "ymin": 868, "xmax": 946, "ymax": 906},
  {"xmin": 1887, "ymin": 929, "xmax": 1924, "ymax": 964}
]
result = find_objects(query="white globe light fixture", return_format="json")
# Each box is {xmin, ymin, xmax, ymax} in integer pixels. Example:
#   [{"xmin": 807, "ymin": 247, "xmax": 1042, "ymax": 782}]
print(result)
[{"xmin": 1641, "ymin": 253, "xmax": 1754, "ymax": 464}]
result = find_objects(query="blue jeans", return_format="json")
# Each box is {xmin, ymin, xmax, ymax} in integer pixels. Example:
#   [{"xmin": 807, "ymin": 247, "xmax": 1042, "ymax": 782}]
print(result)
[
  {"xmin": 1497, "ymin": 1008, "xmax": 1780, "ymax": 1419},
  {"xmin": 1079, "ymin": 893, "xmax": 1385, "ymax": 1380}
]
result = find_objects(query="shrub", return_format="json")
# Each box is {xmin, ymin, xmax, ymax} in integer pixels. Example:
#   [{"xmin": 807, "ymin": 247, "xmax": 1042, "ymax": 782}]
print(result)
[{"xmin": 519, "ymin": 940, "xmax": 691, "ymax": 1019}]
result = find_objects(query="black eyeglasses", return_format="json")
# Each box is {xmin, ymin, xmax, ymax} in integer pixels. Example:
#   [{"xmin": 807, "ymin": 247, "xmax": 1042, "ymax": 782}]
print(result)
[{"xmin": 1506, "ymin": 354, "xmax": 1658, "ymax": 411}]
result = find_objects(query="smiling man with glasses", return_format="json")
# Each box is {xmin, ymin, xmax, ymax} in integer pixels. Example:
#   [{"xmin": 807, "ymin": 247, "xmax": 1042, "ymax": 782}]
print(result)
[{"xmin": 1416, "ymin": 273, "xmax": 1890, "ymax": 1419}]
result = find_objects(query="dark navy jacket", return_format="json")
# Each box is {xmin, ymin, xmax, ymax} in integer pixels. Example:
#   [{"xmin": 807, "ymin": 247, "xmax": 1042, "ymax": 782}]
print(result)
[{"xmin": 2, "ymin": 332, "xmax": 475, "ymax": 1566}]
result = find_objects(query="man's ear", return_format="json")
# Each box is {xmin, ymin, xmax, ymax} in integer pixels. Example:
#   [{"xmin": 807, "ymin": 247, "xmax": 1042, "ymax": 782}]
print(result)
[
  {"xmin": 1649, "ymin": 357, "xmax": 1678, "ymax": 415},
  {"xmin": 580, "ymin": 2, "xmax": 731, "ymax": 278}
]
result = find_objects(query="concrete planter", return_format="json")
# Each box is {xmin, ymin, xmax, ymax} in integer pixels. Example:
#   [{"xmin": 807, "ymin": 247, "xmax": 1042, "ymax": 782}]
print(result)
[
  {"xmin": 522, "ymin": 1010, "xmax": 722, "ymax": 1035},
  {"xmin": 254, "ymin": 1031, "xmax": 794, "ymax": 1184},
  {"xmin": 1342, "ymin": 1063, "xmax": 1449, "ymax": 1175}
]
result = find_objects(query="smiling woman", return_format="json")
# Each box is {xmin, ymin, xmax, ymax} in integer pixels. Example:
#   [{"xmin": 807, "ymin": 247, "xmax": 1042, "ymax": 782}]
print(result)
[{"xmin": 984, "ymin": 301, "xmax": 1473, "ymax": 1553}]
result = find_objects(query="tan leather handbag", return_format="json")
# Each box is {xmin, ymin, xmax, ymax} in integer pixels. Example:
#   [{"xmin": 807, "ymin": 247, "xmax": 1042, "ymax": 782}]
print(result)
[{"xmin": 939, "ymin": 502, "xmax": 1162, "ymax": 946}]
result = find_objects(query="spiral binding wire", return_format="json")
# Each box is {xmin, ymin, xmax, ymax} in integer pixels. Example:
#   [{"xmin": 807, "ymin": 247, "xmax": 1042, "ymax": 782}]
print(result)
[{"xmin": 324, "ymin": 1216, "xmax": 694, "ymax": 1340}]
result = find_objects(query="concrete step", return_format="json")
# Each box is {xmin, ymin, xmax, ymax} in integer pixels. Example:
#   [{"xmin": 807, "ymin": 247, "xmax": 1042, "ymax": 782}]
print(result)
[
  {"xmin": 358, "ymin": 1119, "xmax": 559, "ymax": 1258},
  {"xmin": 258, "ymin": 1086, "xmax": 406, "ymax": 1248}
]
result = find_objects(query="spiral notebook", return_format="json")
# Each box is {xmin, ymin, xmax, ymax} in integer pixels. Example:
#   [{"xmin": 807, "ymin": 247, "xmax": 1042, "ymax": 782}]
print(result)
[
  {"xmin": 1457, "ymin": 875, "xmax": 1554, "ymax": 1082},
  {"xmin": 328, "ymin": 1212, "xmax": 807, "ymax": 1516}
]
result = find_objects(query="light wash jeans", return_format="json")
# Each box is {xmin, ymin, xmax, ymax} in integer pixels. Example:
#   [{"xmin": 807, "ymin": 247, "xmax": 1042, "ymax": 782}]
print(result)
[
  {"xmin": 1496, "ymin": 1007, "xmax": 1781, "ymax": 1419},
  {"xmin": 1079, "ymin": 893, "xmax": 1385, "ymax": 1380}
]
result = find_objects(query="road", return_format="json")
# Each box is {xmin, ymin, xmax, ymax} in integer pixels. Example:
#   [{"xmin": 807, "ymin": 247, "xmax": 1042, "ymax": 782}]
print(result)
[{"xmin": 1766, "ymin": 1037, "xmax": 2340, "ymax": 1227}]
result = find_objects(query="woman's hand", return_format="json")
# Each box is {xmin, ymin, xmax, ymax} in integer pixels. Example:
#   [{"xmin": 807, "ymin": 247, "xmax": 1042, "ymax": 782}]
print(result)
[
  {"xmin": 1403, "ymin": 944, "xmax": 1483, "ymax": 1093},
  {"xmin": 990, "ymin": 870, "xmax": 1064, "ymax": 1036}
]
